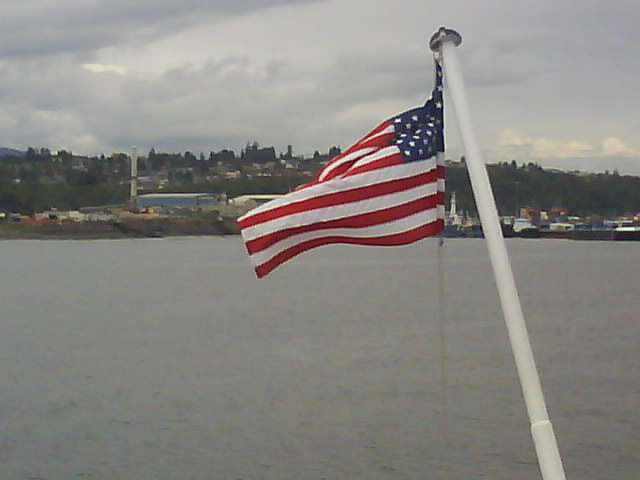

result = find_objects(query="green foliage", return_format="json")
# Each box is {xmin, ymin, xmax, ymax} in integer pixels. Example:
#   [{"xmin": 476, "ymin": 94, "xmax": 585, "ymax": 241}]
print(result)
[
  {"xmin": 446, "ymin": 163, "xmax": 640, "ymax": 217},
  {"xmin": 0, "ymin": 184, "xmax": 128, "ymax": 214},
  {"xmin": 2, "ymin": 146, "xmax": 640, "ymax": 217}
]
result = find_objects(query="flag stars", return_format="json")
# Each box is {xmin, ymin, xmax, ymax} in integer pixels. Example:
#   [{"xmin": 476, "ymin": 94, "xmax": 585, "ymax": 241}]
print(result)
[{"xmin": 391, "ymin": 80, "xmax": 442, "ymax": 163}]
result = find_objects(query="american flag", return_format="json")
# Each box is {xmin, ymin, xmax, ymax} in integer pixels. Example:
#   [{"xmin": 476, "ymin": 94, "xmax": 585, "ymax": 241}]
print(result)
[{"xmin": 238, "ymin": 63, "xmax": 445, "ymax": 278}]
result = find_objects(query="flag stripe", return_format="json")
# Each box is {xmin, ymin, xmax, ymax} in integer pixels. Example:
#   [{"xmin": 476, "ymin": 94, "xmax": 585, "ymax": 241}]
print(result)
[
  {"xmin": 361, "ymin": 124, "xmax": 395, "ymax": 143},
  {"xmin": 309, "ymin": 129, "xmax": 396, "ymax": 182},
  {"xmin": 338, "ymin": 121, "xmax": 392, "ymax": 156},
  {"xmin": 239, "ymin": 147, "xmax": 412, "ymax": 220},
  {"xmin": 246, "ymin": 192, "xmax": 442, "ymax": 254},
  {"xmin": 240, "ymin": 168, "xmax": 437, "ymax": 230},
  {"xmin": 250, "ymin": 208, "xmax": 440, "ymax": 267},
  {"xmin": 317, "ymin": 147, "xmax": 376, "ymax": 181},
  {"xmin": 242, "ymin": 180, "xmax": 440, "ymax": 242},
  {"xmin": 342, "ymin": 145, "xmax": 404, "ymax": 177},
  {"xmin": 238, "ymin": 158, "xmax": 438, "ymax": 228},
  {"xmin": 253, "ymin": 217, "xmax": 445, "ymax": 278}
]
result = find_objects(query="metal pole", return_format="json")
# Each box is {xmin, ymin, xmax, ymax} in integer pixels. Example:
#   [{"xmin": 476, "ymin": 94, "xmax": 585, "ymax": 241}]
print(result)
[
  {"xmin": 429, "ymin": 27, "xmax": 567, "ymax": 480},
  {"xmin": 130, "ymin": 146, "xmax": 138, "ymax": 205}
]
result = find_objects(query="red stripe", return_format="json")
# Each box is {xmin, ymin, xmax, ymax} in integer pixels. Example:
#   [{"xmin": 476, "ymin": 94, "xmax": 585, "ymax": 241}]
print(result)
[
  {"xmin": 254, "ymin": 219, "xmax": 444, "ymax": 278},
  {"xmin": 238, "ymin": 164, "xmax": 438, "ymax": 229},
  {"xmin": 312, "ymin": 121, "xmax": 393, "ymax": 180},
  {"xmin": 338, "ymin": 120, "xmax": 391, "ymax": 156},
  {"xmin": 319, "ymin": 143, "xmax": 400, "ymax": 181},
  {"xmin": 314, "ymin": 134, "xmax": 395, "ymax": 182},
  {"xmin": 342, "ymin": 153, "xmax": 403, "ymax": 178},
  {"xmin": 352, "ymin": 131, "xmax": 395, "ymax": 150},
  {"xmin": 348, "ymin": 131, "xmax": 394, "ymax": 152},
  {"xmin": 318, "ymin": 158, "xmax": 359, "ymax": 181},
  {"xmin": 246, "ymin": 193, "xmax": 443, "ymax": 255},
  {"xmin": 307, "ymin": 155, "xmax": 442, "ymax": 194},
  {"xmin": 316, "ymin": 147, "xmax": 370, "ymax": 180}
]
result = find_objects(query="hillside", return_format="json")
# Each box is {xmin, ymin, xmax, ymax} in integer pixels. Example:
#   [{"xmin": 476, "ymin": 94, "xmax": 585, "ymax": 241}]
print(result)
[
  {"xmin": 1, "ymin": 147, "xmax": 639, "ymax": 217},
  {"xmin": 0, "ymin": 147, "xmax": 24, "ymax": 157},
  {"xmin": 447, "ymin": 161, "xmax": 640, "ymax": 218}
]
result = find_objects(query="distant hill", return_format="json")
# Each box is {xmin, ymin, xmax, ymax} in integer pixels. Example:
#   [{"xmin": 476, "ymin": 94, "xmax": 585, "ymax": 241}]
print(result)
[{"xmin": 0, "ymin": 147, "xmax": 25, "ymax": 157}]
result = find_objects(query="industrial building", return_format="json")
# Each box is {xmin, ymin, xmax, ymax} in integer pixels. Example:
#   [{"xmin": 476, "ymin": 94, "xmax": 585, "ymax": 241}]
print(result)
[{"xmin": 135, "ymin": 193, "xmax": 218, "ymax": 210}]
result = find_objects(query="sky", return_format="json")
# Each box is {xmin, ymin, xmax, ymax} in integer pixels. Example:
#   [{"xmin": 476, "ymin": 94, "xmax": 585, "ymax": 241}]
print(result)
[{"xmin": 0, "ymin": 0, "xmax": 639, "ymax": 173}]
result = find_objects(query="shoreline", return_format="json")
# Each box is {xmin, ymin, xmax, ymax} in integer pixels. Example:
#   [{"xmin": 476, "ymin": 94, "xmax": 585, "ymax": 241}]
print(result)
[
  {"xmin": 2, "ymin": 222, "xmax": 638, "ymax": 241},
  {"xmin": 0, "ymin": 218, "xmax": 240, "ymax": 240}
]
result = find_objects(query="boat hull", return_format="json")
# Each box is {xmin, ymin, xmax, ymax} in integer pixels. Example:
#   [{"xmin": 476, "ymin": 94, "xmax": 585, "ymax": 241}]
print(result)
[
  {"xmin": 613, "ymin": 229, "xmax": 640, "ymax": 241},
  {"xmin": 572, "ymin": 230, "xmax": 615, "ymax": 241}
]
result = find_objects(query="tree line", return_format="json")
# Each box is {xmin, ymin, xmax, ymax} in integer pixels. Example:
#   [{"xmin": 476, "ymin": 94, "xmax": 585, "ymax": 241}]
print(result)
[
  {"xmin": 449, "ymin": 161, "xmax": 640, "ymax": 218},
  {"xmin": 1, "ymin": 147, "xmax": 639, "ymax": 217}
]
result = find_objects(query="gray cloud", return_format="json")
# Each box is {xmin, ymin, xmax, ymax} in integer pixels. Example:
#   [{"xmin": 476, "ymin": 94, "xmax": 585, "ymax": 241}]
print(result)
[
  {"xmin": 543, "ymin": 156, "xmax": 640, "ymax": 176},
  {"xmin": 0, "ymin": 0, "xmax": 324, "ymax": 58},
  {"xmin": 1, "ymin": 0, "xmax": 639, "ymax": 174}
]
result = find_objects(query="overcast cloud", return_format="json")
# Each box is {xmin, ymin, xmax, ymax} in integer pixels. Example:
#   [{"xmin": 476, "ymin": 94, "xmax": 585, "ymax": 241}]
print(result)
[{"xmin": 1, "ymin": 0, "xmax": 639, "ymax": 173}]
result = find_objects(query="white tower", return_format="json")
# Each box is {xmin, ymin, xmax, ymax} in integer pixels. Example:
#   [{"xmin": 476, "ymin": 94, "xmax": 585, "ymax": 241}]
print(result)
[
  {"xmin": 130, "ymin": 146, "xmax": 138, "ymax": 203},
  {"xmin": 449, "ymin": 192, "xmax": 462, "ymax": 225},
  {"xmin": 449, "ymin": 191, "xmax": 457, "ymax": 218}
]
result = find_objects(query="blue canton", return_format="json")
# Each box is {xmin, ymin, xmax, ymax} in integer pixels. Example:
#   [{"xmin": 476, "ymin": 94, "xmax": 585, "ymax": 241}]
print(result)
[{"xmin": 391, "ymin": 62, "xmax": 444, "ymax": 163}]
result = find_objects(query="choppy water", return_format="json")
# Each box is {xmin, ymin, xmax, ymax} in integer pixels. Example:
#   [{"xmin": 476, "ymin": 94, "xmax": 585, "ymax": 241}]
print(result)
[{"xmin": 0, "ymin": 237, "xmax": 638, "ymax": 479}]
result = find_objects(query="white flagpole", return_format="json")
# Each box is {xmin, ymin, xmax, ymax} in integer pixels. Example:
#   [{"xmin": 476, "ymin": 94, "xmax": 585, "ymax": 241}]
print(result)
[{"xmin": 430, "ymin": 27, "xmax": 567, "ymax": 480}]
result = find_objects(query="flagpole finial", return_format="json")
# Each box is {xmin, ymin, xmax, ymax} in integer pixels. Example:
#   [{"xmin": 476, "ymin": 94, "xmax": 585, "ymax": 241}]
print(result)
[{"xmin": 429, "ymin": 27, "xmax": 462, "ymax": 51}]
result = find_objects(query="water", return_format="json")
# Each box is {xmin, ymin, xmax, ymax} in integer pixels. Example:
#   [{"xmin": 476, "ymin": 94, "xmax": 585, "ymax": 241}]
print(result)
[{"xmin": 0, "ymin": 237, "xmax": 638, "ymax": 479}]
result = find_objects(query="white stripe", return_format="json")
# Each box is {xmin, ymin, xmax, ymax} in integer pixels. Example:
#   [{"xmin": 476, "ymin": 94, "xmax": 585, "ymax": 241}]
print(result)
[
  {"xmin": 242, "ymin": 181, "xmax": 439, "ymax": 242},
  {"xmin": 250, "ymin": 208, "xmax": 440, "ymax": 268},
  {"xmin": 239, "ymin": 157, "xmax": 436, "ymax": 221},
  {"xmin": 437, "ymin": 178, "xmax": 445, "ymax": 191},
  {"xmin": 360, "ymin": 124, "xmax": 394, "ymax": 143},
  {"xmin": 317, "ymin": 147, "xmax": 375, "ymax": 181},
  {"xmin": 348, "ymin": 145, "xmax": 399, "ymax": 171}
]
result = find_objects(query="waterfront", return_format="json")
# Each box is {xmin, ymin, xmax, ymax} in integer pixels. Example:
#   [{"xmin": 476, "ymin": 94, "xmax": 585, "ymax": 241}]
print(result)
[{"xmin": 0, "ymin": 237, "xmax": 638, "ymax": 479}]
